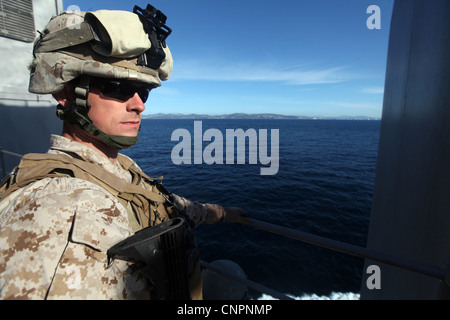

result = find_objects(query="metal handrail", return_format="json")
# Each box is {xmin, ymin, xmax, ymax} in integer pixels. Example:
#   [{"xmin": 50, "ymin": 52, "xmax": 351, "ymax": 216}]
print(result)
[
  {"xmin": 199, "ymin": 219, "xmax": 448, "ymax": 300},
  {"xmin": 0, "ymin": 149, "xmax": 23, "ymax": 158},
  {"xmin": 246, "ymin": 218, "xmax": 447, "ymax": 283},
  {"xmin": 0, "ymin": 148, "xmax": 23, "ymax": 178}
]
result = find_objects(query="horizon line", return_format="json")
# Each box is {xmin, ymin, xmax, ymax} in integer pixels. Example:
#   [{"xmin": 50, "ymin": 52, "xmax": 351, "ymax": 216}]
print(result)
[{"xmin": 142, "ymin": 112, "xmax": 381, "ymax": 120}]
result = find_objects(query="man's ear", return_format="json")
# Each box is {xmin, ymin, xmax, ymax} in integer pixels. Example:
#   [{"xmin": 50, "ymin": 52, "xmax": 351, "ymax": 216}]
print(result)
[{"xmin": 52, "ymin": 82, "xmax": 76, "ymax": 108}]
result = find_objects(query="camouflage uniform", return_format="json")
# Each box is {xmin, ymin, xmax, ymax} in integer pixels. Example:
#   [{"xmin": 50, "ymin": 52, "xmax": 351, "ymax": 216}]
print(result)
[
  {"xmin": 0, "ymin": 134, "xmax": 248, "ymax": 299},
  {"xmin": 0, "ymin": 134, "xmax": 220, "ymax": 299},
  {"xmin": 0, "ymin": 7, "xmax": 248, "ymax": 300}
]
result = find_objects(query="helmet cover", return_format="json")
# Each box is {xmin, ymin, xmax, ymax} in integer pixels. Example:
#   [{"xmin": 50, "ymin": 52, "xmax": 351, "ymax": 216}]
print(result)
[{"xmin": 29, "ymin": 8, "xmax": 173, "ymax": 94}]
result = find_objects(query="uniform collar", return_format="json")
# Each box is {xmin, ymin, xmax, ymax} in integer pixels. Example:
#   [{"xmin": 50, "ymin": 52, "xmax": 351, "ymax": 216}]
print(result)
[{"xmin": 48, "ymin": 134, "xmax": 132, "ymax": 182}]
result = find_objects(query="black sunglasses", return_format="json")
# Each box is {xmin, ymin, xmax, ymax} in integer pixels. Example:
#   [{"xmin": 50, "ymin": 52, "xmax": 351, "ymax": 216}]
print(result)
[{"xmin": 90, "ymin": 78, "xmax": 154, "ymax": 103}]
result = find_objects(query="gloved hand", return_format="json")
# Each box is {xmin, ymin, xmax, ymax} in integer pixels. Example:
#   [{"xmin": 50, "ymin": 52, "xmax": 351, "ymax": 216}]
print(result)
[
  {"xmin": 205, "ymin": 204, "xmax": 250, "ymax": 226},
  {"xmin": 171, "ymin": 193, "xmax": 250, "ymax": 226}
]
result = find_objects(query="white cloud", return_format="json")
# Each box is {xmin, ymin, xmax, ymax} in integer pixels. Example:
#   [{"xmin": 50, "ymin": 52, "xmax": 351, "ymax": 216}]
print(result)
[
  {"xmin": 172, "ymin": 59, "xmax": 356, "ymax": 85},
  {"xmin": 153, "ymin": 86, "xmax": 181, "ymax": 95},
  {"xmin": 329, "ymin": 101, "xmax": 380, "ymax": 109},
  {"xmin": 362, "ymin": 86, "xmax": 384, "ymax": 94}
]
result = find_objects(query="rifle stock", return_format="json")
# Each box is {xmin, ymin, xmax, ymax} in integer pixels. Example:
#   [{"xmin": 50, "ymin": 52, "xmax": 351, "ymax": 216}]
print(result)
[{"xmin": 107, "ymin": 217, "xmax": 197, "ymax": 299}]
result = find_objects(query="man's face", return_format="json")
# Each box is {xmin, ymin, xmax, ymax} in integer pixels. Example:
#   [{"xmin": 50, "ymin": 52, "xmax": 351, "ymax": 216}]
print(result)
[{"xmin": 87, "ymin": 82, "xmax": 147, "ymax": 138}]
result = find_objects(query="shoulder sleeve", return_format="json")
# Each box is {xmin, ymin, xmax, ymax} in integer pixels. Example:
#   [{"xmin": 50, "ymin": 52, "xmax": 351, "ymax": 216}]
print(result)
[{"xmin": 0, "ymin": 177, "xmax": 134, "ymax": 300}]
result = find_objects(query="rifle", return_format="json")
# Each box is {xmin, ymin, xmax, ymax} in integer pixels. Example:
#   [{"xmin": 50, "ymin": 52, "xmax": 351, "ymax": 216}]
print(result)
[{"xmin": 107, "ymin": 216, "xmax": 198, "ymax": 299}]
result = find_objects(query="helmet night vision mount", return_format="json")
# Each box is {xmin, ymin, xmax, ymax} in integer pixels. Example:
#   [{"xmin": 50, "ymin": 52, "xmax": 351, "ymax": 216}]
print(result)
[{"xmin": 134, "ymin": 4, "xmax": 172, "ymax": 70}]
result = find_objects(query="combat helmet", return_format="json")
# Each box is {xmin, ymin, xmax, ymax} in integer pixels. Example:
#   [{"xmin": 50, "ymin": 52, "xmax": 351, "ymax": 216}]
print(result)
[{"xmin": 29, "ymin": 4, "xmax": 173, "ymax": 149}]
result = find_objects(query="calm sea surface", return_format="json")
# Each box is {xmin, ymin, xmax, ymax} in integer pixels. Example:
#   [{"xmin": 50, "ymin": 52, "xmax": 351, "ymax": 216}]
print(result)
[{"xmin": 122, "ymin": 119, "xmax": 380, "ymax": 299}]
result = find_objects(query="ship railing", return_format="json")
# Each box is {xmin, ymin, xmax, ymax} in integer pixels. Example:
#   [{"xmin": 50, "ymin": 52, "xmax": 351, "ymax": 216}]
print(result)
[
  {"xmin": 0, "ymin": 148, "xmax": 22, "ymax": 179},
  {"xmin": 201, "ymin": 218, "xmax": 450, "ymax": 300}
]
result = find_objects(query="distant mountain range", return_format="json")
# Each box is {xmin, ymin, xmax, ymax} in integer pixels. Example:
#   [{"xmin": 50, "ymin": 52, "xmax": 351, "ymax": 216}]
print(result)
[{"xmin": 142, "ymin": 113, "xmax": 380, "ymax": 120}]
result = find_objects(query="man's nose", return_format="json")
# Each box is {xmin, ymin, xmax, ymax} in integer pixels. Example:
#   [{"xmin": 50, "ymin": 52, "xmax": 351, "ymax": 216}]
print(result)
[{"xmin": 127, "ymin": 93, "xmax": 146, "ymax": 113}]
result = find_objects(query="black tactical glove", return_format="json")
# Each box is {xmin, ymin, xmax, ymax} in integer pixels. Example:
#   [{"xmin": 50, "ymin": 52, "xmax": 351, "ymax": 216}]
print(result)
[{"xmin": 171, "ymin": 194, "xmax": 250, "ymax": 226}]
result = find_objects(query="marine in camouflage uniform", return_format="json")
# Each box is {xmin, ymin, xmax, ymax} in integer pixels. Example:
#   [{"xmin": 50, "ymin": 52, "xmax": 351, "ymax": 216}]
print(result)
[{"xmin": 0, "ymin": 6, "xmax": 248, "ymax": 300}]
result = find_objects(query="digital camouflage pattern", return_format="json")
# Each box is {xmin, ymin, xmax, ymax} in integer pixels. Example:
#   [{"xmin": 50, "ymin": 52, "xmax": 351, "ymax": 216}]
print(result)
[
  {"xmin": 0, "ymin": 135, "xmax": 210, "ymax": 299},
  {"xmin": 0, "ymin": 7, "xmax": 249, "ymax": 300},
  {"xmin": 29, "ymin": 10, "xmax": 173, "ymax": 95}
]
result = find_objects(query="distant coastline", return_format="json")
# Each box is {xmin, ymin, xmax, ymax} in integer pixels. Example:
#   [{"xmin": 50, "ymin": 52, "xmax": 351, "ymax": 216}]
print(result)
[{"xmin": 142, "ymin": 113, "xmax": 380, "ymax": 120}]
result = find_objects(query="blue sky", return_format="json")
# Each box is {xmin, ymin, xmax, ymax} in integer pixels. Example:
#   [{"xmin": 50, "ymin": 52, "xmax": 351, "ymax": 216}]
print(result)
[{"xmin": 64, "ymin": 0, "xmax": 393, "ymax": 118}]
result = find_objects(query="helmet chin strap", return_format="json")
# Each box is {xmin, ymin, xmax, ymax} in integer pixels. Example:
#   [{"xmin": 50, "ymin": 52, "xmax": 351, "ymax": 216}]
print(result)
[{"xmin": 56, "ymin": 76, "xmax": 139, "ymax": 150}]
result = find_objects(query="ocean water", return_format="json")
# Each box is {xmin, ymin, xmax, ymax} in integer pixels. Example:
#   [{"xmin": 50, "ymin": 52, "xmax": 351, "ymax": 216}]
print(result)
[{"xmin": 122, "ymin": 119, "xmax": 380, "ymax": 300}]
